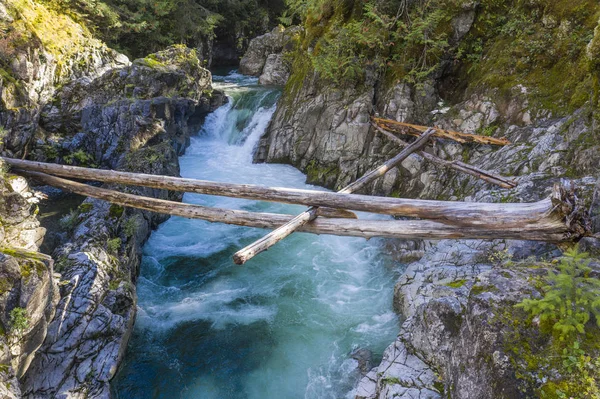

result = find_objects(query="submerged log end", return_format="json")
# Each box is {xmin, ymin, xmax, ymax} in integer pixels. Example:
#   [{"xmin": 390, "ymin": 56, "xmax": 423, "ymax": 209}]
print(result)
[{"xmin": 551, "ymin": 181, "xmax": 593, "ymax": 239}]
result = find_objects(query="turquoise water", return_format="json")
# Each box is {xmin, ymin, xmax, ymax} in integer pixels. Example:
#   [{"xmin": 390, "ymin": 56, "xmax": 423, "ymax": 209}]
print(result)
[{"xmin": 112, "ymin": 72, "xmax": 402, "ymax": 399}]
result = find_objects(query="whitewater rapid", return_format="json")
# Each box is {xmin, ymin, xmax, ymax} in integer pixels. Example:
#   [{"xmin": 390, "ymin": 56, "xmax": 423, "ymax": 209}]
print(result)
[{"xmin": 113, "ymin": 71, "xmax": 402, "ymax": 399}]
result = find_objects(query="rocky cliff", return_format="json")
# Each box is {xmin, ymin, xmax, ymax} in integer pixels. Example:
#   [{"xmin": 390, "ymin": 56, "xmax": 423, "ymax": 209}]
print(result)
[
  {"xmin": 19, "ymin": 46, "xmax": 223, "ymax": 399},
  {"xmin": 0, "ymin": 168, "xmax": 58, "ymax": 399},
  {"xmin": 246, "ymin": 1, "xmax": 600, "ymax": 397},
  {"xmin": 1, "ymin": 0, "xmax": 225, "ymax": 396}
]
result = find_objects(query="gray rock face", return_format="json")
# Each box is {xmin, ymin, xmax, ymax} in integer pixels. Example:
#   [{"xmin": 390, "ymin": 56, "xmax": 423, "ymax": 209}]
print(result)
[
  {"xmin": 0, "ymin": 0, "xmax": 129, "ymax": 160},
  {"xmin": 355, "ymin": 239, "xmax": 571, "ymax": 399},
  {"xmin": 18, "ymin": 47, "xmax": 224, "ymax": 398},
  {"xmin": 0, "ymin": 169, "xmax": 59, "ymax": 398},
  {"xmin": 252, "ymin": 13, "xmax": 600, "ymax": 398},
  {"xmin": 259, "ymin": 54, "xmax": 290, "ymax": 86},
  {"xmin": 239, "ymin": 26, "xmax": 300, "ymax": 84}
]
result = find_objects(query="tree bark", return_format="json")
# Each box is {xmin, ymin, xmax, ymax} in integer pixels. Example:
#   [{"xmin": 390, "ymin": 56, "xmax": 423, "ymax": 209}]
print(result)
[
  {"xmin": 372, "ymin": 117, "xmax": 511, "ymax": 145},
  {"xmin": 1, "ymin": 156, "xmax": 555, "ymax": 228},
  {"xmin": 233, "ymin": 128, "xmax": 433, "ymax": 264},
  {"xmin": 371, "ymin": 123, "xmax": 518, "ymax": 189},
  {"xmin": 12, "ymin": 170, "xmax": 588, "ymax": 245}
]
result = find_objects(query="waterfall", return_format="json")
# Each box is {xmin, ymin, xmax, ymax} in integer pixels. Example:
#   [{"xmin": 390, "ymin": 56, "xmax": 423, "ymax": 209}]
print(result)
[{"xmin": 113, "ymin": 71, "xmax": 402, "ymax": 399}]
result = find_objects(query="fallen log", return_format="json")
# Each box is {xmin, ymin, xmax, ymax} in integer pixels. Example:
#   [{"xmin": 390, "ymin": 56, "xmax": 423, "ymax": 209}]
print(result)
[
  {"xmin": 1, "ymin": 157, "xmax": 554, "ymax": 228},
  {"xmin": 232, "ymin": 128, "xmax": 433, "ymax": 264},
  {"xmin": 14, "ymin": 170, "xmax": 588, "ymax": 243},
  {"xmin": 372, "ymin": 116, "xmax": 511, "ymax": 145},
  {"xmin": 371, "ymin": 123, "xmax": 518, "ymax": 189}
]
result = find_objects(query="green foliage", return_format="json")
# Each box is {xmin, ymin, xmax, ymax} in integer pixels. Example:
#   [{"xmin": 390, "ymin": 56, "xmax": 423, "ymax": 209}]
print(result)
[
  {"xmin": 39, "ymin": 0, "xmax": 285, "ymax": 58},
  {"xmin": 59, "ymin": 208, "xmax": 80, "ymax": 231},
  {"xmin": 107, "ymin": 238, "xmax": 121, "ymax": 254},
  {"xmin": 9, "ymin": 307, "xmax": 29, "ymax": 336},
  {"xmin": 0, "ymin": 127, "xmax": 7, "ymax": 147},
  {"xmin": 461, "ymin": 0, "xmax": 599, "ymax": 114},
  {"xmin": 78, "ymin": 202, "xmax": 93, "ymax": 213},
  {"xmin": 286, "ymin": 0, "xmax": 468, "ymax": 87},
  {"xmin": 279, "ymin": 0, "xmax": 308, "ymax": 26},
  {"xmin": 284, "ymin": 0, "xmax": 599, "ymax": 113},
  {"xmin": 108, "ymin": 204, "xmax": 124, "ymax": 219},
  {"xmin": 516, "ymin": 248, "xmax": 600, "ymax": 342},
  {"xmin": 64, "ymin": 150, "xmax": 95, "ymax": 167},
  {"xmin": 488, "ymin": 248, "xmax": 512, "ymax": 264},
  {"xmin": 541, "ymin": 341, "xmax": 600, "ymax": 398},
  {"xmin": 122, "ymin": 216, "xmax": 137, "ymax": 238}
]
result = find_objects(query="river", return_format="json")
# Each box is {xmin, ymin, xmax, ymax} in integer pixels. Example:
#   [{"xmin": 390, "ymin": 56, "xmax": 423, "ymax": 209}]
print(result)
[{"xmin": 112, "ymin": 71, "xmax": 402, "ymax": 399}]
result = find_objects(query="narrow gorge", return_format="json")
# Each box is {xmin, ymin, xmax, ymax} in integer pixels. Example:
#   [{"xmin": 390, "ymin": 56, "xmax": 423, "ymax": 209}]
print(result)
[{"xmin": 1, "ymin": 0, "xmax": 600, "ymax": 398}]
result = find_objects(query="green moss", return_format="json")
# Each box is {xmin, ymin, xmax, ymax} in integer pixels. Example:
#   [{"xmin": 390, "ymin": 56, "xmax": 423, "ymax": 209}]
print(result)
[
  {"xmin": 19, "ymin": 259, "xmax": 46, "ymax": 281},
  {"xmin": 470, "ymin": 284, "xmax": 498, "ymax": 296},
  {"xmin": 445, "ymin": 279, "xmax": 467, "ymax": 288},
  {"xmin": 0, "ymin": 67, "xmax": 18, "ymax": 86},
  {"xmin": 282, "ymin": 51, "xmax": 312, "ymax": 112},
  {"xmin": 305, "ymin": 159, "xmax": 340, "ymax": 186},
  {"xmin": 1, "ymin": 247, "xmax": 36, "ymax": 260},
  {"xmin": 0, "ymin": 278, "xmax": 12, "ymax": 295},
  {"xmin": 108, "ymin": 279, "xmax": 121, "ymax": 291},
  {"xmin": 432, "ymin": 381, "xmax": 445, "ymax": 394},
  {"xmin": 8, "ymin": 0, "xmax": 97, "ymax": 80},
  {"xmin": 136, "ymin": 56, "xmax": 168, "ymax": 70},
  {"xmin": 107, "ymin": 238, "xmax": 121, "ymax": 254},
  {"xmin": 124, "ymin": 144, "xmax": 169, "ymax": 171},
  {"xmin": 463, "ymin": 0, "xmax": 599, "ymax": 116},
  {"xmin": 108, "ymin": 204, "xmax": 124, "ymax": 219},
  {"xmin": 381, "ymin": 376, "xmax": 402, "ymax": 385},
  {"xmin": 78, "ymin": 202, "xmax": 93, "ymax": 213}
]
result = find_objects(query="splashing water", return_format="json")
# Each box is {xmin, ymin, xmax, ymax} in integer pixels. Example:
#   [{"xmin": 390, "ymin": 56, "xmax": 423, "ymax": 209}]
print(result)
[{"xmin": 112, "ymin": 71, "xmax": 402, "ymax": 399}]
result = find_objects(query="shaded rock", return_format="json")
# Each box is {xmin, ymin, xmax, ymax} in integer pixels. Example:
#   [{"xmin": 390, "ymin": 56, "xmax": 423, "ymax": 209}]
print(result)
[
  {"xmin": 239, "ymin": 26, "xmax": 300, "ymax": 82},
  {"xmin": 350, "ymin": 348, "xmax": 374, "ymax": 375},
  {"xmin": 259, "ymin": 54, "xmax": 290, "ymax": 85},
  {"xmin": 20, "ymin": 47, "xmax": 224, "ymax": 398},
  {"xmin": 0, "ymin": 167, "xmax": 59, "ymax": 397}
]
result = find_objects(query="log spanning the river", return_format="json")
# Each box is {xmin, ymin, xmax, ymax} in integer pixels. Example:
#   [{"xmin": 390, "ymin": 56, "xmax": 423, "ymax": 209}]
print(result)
[
  {"xmin": 14, "ymin": 170, "xmax": 589, "ymax": 244},
  {"xmin": 371, "ymin": 123, "xmax": 518, "ymax": 189},
  {"xmin": 0, "ymin": 157, "xmax": 574, "ymax": 228},
  {"xmin": 372, "ymin": 117, "xmax": 511, "ymax": 146},
  {"xmin": 233, "ymin": 128, "xmax": 436, "ymax": 264}
]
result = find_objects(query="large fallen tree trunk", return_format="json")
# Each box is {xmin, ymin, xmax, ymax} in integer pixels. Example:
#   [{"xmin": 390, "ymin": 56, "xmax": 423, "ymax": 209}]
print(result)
[
  {"xmin": 371, "ymin": 123, "xmax": 518, "ymax": 189},
  {"xmin": 232, "ymin": 129, "xmax": 437, "ymax": 264},
  {"xmin": 0, "ymin": 157, "xmax": 572, "ymax": 229},
  {"xmin": 15, "ymin": 170, "xmax": 589, "ymax": 243},
  {"xmin": 372, "ymin": 117, "xmax": 511, "ymax": 145}
]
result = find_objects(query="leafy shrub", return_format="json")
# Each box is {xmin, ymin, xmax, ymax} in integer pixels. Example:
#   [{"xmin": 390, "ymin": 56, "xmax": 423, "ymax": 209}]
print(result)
[
  {"xmin": 10, "ymin": 307, "xmax": 29, "ymax": 336},
  {"xmin": 59, "ymin": 208, "xmax": 80, "ymax": 231},
  {"xmin": 107, "ymin": 238, "xmax": 121, "ymax": 254},
  {"xmin": 515, "ymin": 248, "xmax": 600, "ymax": 398},
  {"xmin": 64, "ymin": 150, "xmax": 95, "ymax": 167},
  {"xmin": 517, "ymin": 248, "xmax": 600, "ymax": 341},
  {"xmin": 122, "ymin": 216, "xmax": 137, "ymax": 238}
]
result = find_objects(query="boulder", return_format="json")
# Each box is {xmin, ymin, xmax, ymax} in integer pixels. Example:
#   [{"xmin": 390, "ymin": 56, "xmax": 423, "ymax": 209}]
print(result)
[
  {"xmin": 259, "ymin": 54, "xmax": 290, "ymax": 86},
  {"xmin": 239, "ymin": 26, "xmax": 300, "ymax": 82}
]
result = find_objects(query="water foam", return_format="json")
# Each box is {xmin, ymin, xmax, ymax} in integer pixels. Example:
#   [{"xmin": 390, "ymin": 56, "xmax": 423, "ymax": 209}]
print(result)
[{"xmin": 113, "ymin": 70, "xmax": 402, "ymax": 399}]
